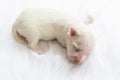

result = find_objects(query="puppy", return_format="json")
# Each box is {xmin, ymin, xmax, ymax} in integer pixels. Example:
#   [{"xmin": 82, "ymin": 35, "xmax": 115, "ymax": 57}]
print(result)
[{"xmin": 12, "ymin": 8, "xmax": 95, "ymax": 64}]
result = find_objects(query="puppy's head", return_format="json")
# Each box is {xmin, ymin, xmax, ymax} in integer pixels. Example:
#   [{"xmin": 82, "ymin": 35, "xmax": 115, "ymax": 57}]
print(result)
[{"xmin": 66, "ymin": 27, "xmax": 94, "ymax": 64}]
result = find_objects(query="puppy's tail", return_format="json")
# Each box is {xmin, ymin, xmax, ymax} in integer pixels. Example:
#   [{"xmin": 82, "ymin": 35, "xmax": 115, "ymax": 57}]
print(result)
[
  {"xmin": 83, "ymin": 16, "xmax": 94, "ymax": 24},
  {"xmin": 12, "ymin": 21, "xmax": 27, "ymax": 45}
]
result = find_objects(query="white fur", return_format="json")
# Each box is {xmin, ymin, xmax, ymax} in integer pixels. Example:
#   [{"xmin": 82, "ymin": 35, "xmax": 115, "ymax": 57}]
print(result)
[{"xmin": 12, "ymin": 8, "xmax": 95, "ymax": 63}]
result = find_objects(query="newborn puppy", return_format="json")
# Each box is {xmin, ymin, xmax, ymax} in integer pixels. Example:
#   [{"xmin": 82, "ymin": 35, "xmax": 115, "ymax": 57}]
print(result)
[{"xmin": 12, "ymin": 8, "xmax": 95, "ymax": 64}]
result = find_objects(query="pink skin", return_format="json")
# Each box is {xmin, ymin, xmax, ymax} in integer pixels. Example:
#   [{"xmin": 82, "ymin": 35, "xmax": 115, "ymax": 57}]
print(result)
[
  {"xmin": 68, "ymin": 53, "xmax": 88, "ymax": 64},
  {"xmin": 67, "ymin": 48, "xmax": 88, "ymax": 64},
  {"xmin": 68, "ymin": 54, "xmax": 82, "ymax": 63}
]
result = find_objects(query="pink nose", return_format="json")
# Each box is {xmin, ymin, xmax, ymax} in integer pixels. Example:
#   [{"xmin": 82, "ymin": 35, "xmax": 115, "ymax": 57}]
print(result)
[
  {"xmin": 74, "ymin": 56, "xmax": 81, "ymax": 63},
  {"xmin": 74, "ymin": 56, "xmax": 80, "ymax": 62},
  {"xmin": 73, "ymin": 55, "xmax": 82, "ymax": 63}
]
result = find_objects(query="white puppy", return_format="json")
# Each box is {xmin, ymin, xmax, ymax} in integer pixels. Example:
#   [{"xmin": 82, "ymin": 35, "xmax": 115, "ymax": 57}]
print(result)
[{"xmin": 12, "ymin": 8, "xmax": 95, "ymax": 64}]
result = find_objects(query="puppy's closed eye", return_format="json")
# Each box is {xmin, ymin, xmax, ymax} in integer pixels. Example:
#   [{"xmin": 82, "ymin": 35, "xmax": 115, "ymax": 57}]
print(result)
[{"xmin": 74, "ymin": 47, "xmax": 82, "ymax": 52}]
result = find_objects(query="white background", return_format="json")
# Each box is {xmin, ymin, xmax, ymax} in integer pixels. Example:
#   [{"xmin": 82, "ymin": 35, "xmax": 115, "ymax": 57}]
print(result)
[{"xmin": 0, "ymin": 0, "xmax": 120, "ymax": 80}]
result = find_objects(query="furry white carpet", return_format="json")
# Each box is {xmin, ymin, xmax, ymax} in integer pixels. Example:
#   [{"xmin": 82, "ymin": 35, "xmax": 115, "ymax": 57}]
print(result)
[{"xmin": 0, "ymin": 0, "xmax": 120, "ymax": 80}]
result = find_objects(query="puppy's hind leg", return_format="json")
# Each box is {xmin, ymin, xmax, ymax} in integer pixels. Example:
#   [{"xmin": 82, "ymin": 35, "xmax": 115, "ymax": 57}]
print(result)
[{"xmin": 27, "ymin": 38, "xmax": 44, "ymax": 55}]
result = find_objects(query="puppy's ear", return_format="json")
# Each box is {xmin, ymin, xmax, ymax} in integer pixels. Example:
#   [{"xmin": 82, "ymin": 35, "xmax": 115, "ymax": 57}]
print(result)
[{"xmin": 69, "ymin": 27, "xmax": 77, "ymax": 37}]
